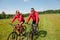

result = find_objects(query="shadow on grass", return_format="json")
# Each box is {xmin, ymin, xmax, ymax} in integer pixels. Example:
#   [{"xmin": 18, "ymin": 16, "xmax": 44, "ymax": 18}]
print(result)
[
  {"xmin": 22, "ymin": 30, "xmax": 47, "ymax": 40},
  {"xmin": 34, "ymin": 30, "xmax": 47, "ymax": 40}
]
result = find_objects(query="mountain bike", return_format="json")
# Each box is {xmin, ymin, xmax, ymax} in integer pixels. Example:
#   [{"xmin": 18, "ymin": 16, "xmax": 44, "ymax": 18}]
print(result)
[
  {"xmin": 26, "ymin": 23, "xmax": 38, "ymax": 40},
  {"xmin": 7, "ymin": 23, "xmax": 26, "ymax": 40}
]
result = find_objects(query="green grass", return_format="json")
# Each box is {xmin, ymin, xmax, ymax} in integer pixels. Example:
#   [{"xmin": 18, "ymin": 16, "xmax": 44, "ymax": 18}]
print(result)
[{"xmin": 0, "ymin": 14, "xmax": 60, "ymax": 40}]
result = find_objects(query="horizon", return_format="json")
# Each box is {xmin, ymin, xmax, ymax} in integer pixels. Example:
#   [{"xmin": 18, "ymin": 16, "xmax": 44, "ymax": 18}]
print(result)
[{"xmin": 0, "ymin": 9, "xmax": 60, "ymax": 14}]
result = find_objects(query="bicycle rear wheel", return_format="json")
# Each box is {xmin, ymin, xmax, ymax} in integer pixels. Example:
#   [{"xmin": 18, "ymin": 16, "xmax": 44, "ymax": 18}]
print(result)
[{"xmin": 7, "ymin": 32, "xmax": 18, "ymax": 40}]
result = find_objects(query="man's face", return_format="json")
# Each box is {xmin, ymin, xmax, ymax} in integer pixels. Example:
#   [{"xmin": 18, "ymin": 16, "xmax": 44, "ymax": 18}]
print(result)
[
  {"xmin": 16, "ymin": 11, "xmax": 20, "ymax": 16},
  {"xmin": 31, "ymin": 9, "xmax": 35, "ymax": 13}
]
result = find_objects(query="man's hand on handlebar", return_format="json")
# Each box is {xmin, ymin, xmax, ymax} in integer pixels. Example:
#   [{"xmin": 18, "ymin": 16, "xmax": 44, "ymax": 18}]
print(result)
[{"xmin": 25, "ymin": 22, "xmax": 28, "ymax": 24}]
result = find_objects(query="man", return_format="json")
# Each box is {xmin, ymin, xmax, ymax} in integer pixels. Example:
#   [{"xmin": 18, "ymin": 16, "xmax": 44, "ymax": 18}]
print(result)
[
  {"xmin": 26, "ymin": 8, "xmax": 39, "ymax": 33},
  {"xmin": 11, "ymin": 10, "xmax": 25, "ymax": 34}
]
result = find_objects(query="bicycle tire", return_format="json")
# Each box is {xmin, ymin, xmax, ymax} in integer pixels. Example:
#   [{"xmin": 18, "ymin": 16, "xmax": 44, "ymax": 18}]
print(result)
[{"xmin": 7, "ymin": 32, "xmax": 18, "ymax": 40}]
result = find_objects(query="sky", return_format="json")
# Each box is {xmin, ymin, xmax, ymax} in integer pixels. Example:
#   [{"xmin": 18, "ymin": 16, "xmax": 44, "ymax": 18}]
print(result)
[{"xmin": 0, "ymin": 0, "xmax": 60, "ymax": 14}]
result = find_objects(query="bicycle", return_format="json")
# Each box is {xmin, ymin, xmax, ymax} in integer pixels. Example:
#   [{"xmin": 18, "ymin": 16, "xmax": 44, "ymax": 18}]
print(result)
[
  {"xmin": 7, "ymin": 23, "xmax": 27, "ymax": 40},
  {"xmin": 26, "ymin": 23, "xmax": 39, "ymax": 40}
]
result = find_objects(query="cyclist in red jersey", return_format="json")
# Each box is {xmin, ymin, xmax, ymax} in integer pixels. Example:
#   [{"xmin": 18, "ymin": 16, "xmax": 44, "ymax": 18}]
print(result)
[
  {"xmin": 26, "ymin": 8, "xmax": 39, "ymax": 32},
  {"xmin": 10, "ymin": 10, "xmax": 25, "ymax": 34}
]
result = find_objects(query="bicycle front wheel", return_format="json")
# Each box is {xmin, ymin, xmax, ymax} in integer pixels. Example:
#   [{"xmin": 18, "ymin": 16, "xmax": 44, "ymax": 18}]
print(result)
[
  {"xmin": 7, "ymin": 32, "xmax": 18, "ymax": 40},
  {"xmin": 27, "ymin": 32, "xmax": 34, "ymax": 40}
]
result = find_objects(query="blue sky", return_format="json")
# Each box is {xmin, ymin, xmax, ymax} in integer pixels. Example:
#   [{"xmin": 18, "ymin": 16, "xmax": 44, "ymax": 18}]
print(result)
[{"xmin": 0, "ymin": 0, "xmax": 60, "ymax": 14}]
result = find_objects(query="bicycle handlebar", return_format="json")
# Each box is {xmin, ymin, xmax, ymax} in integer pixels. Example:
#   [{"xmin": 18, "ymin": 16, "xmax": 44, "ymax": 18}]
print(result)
[
  {"xmin": 9, "ymin": 23, "xmax": 16, "ymax": 26},
  {"xmin": 25, "ymin": 23, "xmax": 31, "ymax": 25},
  {"xmin": 25, "ymin": 23, "xmax": 37, "ymax": 27},
  {"xmin": 9, "ymin": 23, "xmax": 37, "ymax": 27}
]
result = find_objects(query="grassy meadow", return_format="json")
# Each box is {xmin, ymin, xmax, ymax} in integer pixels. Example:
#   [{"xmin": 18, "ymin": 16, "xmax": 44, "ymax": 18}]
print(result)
[{"xmin": 0, "ymin": 14, "xmax": 60, "ymax": 40}]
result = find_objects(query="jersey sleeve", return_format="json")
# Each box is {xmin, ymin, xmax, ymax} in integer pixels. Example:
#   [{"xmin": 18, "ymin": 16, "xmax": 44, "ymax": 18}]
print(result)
[
  {"xmin": 36, "ymin": 12, "xmax": 39, "ymax": 24},
  {"xmin": 26, "ymin": 13, "xmax": 32, "ymax": 23},
  {"xmin": 11, "ymin": 15, "xmax": 17, "ymax": 23}
]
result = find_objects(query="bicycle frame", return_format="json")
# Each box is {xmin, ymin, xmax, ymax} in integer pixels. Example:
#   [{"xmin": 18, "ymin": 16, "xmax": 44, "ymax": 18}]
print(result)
[{"xmin": 26, "ymin": 23, "xmax": 37, "ymax": 40}]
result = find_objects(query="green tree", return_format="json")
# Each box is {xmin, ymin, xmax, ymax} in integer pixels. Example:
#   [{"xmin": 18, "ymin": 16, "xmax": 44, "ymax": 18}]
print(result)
[{"xmin": 2, "ymin": 11, "xmax": 6, "ymax": 19}]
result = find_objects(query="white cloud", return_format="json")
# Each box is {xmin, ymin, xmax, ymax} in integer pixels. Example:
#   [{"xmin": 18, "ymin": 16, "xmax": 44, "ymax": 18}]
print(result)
[{"xmin": 24, "ymin": 0, "xmax": 29, "ymax": 2}]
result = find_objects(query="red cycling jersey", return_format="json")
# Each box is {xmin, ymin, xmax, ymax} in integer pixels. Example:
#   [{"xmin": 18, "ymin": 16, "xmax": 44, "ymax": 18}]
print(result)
[
  {"xmin": 27, "ymin": 11, "xmax": 39, "ymax": 24},
  {"xmin": 11, "ymin": 14, "xmax": 24, "ymax": 23}
]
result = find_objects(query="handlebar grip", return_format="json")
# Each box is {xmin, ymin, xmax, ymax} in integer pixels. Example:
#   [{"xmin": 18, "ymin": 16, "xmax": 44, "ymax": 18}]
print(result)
[
  {"xmin": 25, "ymin": 22, "xmax": 31, "ymax": 25},
  {"xmin": 9, "ymin": 23, "xmax": 16, "ymax": 26}
]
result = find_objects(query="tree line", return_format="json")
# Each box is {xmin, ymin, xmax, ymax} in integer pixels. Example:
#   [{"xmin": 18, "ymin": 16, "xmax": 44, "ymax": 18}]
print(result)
[
  {"xmin": 0, "ymin": 9, "xmax": 60, "ymax": 19},
  {"xmin": 0, "ymin": 11, "xmax": 13, "ymax": 19},
  {"xmin": 39, "ymin": 10, "xmax": 60, "ymax": 14}
]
